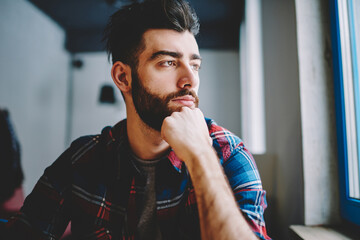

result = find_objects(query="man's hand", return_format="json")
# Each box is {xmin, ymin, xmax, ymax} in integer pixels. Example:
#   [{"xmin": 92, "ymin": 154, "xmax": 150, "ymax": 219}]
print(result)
[
  {"xmin": 161, "ymin": 107, "xmax": 212, "ymax": 163},
  {"xmin": 160, "ymin": 107, "xmax": 258, "ymax": 240}
]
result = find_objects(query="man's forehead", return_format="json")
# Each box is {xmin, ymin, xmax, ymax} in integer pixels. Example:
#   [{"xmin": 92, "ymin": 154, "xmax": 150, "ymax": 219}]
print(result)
[{"xmin": 142, "ymin": 29, "xmax": 199, "ymax": 56}]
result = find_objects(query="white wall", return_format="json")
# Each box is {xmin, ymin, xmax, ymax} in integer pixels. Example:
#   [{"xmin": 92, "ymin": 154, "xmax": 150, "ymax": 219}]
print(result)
[
  {"xmin": 69, "ymin": 53, "xmax": 126, "ymax": 143},
  {"xmin": 69, "ymin": 50, "xmax": 241, "ymax": 141},
  {"xmin": 0, "ymin": 0, "xmax": 69, "ymax": 195}
]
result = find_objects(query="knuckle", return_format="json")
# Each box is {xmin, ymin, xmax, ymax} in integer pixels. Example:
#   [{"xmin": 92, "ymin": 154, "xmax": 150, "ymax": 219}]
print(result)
[
  {"xmin": 195, "ymin": 108, "xmax": 203, "ymax": 116},
  {"xmin": 181, "ymin": 107, "xmax": 189, "ymax": 112},
  {"xmin": 171, "ymin": 111, "xmax": 179, "ymax": 117},
  {"xmin": 163, "ymin": 116, "xmax": 171, "ymax": 124}
]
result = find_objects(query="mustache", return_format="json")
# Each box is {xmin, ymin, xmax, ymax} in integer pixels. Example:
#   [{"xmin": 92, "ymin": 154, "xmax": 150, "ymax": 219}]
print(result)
[{"xmin": 164, "ymin": 89, "xmax": 198, "ymax": 102}]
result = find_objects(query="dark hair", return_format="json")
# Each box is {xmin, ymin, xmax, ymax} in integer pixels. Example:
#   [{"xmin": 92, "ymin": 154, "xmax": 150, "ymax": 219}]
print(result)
[{"xmin": 103, "ymin": 0, "xmax": 200, "ymax": 67}]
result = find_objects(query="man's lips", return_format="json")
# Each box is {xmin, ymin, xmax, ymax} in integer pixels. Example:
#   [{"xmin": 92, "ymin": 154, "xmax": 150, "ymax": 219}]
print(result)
[{"xmin": 171, "ymin": 95, "xmax": 196, "ymax": 107}]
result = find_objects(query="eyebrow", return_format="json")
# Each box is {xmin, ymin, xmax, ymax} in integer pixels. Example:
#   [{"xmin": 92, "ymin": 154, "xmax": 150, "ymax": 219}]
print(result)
[
  {"xmin": 191, "ymin": 53, "xmax": 202, "ymax": 61},
  {"xmin": 149, "ymin": 50, "xmax": 202, "ymax": 61}
]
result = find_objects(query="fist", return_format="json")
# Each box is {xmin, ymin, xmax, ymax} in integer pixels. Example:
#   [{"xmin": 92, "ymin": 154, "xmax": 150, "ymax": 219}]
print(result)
[{"xmin": 161, "ymin": 107, "xmax": 213, "ymax": 162}]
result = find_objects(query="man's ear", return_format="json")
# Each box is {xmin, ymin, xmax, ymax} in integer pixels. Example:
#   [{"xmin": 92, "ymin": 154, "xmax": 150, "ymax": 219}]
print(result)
[{"xmin": 111, "ymin": 61, "xmax": 132, "ymax": 93}]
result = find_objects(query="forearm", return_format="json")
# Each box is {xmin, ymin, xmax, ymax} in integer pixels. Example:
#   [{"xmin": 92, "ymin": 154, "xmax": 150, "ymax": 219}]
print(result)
[
  {"xmin": 185, "ymin": 148, "xmax": 258, "ymax": 240},
  {"xmin": 160, "ymin": 108, "xmax": 259, "ymax": 239}
]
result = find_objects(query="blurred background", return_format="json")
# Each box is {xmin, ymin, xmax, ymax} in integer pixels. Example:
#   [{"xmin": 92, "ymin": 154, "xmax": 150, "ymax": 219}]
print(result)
[{"xmin": 1, "ymin": 0, "xmax": 357, "ymax": 239}]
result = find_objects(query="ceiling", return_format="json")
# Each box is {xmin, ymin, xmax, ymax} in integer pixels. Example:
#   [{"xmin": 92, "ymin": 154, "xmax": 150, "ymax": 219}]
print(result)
[{"xmin": 28, "ymin": 0, "xmax": 244, "ymax": 53}]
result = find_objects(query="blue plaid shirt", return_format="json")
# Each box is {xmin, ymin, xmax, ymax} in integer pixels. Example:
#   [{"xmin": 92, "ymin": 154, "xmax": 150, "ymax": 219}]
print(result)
[{"xmin": 5, "ymin": 118, "xmax": 270, "ymax": 240}]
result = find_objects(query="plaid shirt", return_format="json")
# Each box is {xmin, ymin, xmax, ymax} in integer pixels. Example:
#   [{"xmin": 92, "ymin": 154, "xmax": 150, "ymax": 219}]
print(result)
[{"xmin": 5, "ymin": 118, "xmax": 270, "ymax": 240}]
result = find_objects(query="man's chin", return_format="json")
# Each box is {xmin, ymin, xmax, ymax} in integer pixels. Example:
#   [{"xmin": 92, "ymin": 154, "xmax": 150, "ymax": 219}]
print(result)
[
  {"xmin": 170, "ymin": 106, "xmax": 185, "ymax": 113},
  {"xmin": 139, "ymin": 106, "xmax": 197, "ymax": 132},
  {"xmin": 167, "ymin": 103, "xmax": 197, "ymax": 112}
]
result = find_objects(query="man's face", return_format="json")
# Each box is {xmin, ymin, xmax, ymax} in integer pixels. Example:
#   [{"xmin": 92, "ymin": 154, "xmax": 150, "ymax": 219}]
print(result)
[{"xmin": 131, "ymin": 29, "xmax": 201, "ymax": 131}]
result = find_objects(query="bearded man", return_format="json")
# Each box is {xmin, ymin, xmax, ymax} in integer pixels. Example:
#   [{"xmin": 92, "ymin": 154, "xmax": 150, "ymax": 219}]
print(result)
[{"xmin": 4, "ymin": 0, "xmax": 270, "ymax": 239}]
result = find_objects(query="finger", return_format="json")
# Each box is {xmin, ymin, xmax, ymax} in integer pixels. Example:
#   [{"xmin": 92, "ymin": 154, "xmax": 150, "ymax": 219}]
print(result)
[{"xmin": 160, "ymin": 116, "xmax": 172, "ymax": 141}]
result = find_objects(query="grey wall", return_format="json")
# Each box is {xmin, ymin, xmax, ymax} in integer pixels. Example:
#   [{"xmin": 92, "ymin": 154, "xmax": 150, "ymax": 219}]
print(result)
[
  {"xmin": 0, "ymin": 0, "xmax": 70, "ymax": 195},
  {"xmin": 257, "ymin": 0, "xmax": 340, "ymax": 238},
  {"xmin": 198, "ymin": 49, "xmax": 241, "ymax": 136},
  {"xmin": 261, "ymin": 0, "xmax": 304, "ymax": 238},
  {"xmin": 295, "ymin": 0, "xmax": 339, "ymax": 225}
]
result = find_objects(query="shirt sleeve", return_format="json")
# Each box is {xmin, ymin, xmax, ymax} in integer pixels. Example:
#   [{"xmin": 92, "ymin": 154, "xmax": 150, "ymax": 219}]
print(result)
[
  {"xmin": 222, "ymin": 144, "xmax": 271, "ymax": 240},
  {"xmin": 4, "ymin": 143, "xmax": 74, "ymax": 240}
]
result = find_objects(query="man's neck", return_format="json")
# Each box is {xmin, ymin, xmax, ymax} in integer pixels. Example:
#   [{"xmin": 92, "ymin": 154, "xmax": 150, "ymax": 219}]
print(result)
[{"xmin": 126, "ymin": 108, "xmax": 170, "ymax": 160}]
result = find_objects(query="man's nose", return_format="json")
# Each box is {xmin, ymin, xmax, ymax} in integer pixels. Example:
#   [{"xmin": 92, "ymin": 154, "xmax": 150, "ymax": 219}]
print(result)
[{"xmin": 177, "ymin": 64, "xmax": 198, "ymax": 89}]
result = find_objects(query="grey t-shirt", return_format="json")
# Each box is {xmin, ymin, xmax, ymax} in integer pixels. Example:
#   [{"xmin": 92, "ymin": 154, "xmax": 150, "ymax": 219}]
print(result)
[{"xmin": 131, "ymin": 154, "xmax": 163, "ymax": 240}]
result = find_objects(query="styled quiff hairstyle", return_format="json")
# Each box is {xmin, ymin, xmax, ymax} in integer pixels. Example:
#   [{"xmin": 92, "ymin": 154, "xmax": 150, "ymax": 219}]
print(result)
[{"xmin": 103, "ymin": 0, "xmax": 200, "ymax": 67}]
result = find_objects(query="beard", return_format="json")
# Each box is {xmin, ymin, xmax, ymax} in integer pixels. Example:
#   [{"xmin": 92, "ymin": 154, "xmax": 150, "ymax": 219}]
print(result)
[{"xmin": 131, "ymin": 71, "xmax": 199, "ymax": 131}]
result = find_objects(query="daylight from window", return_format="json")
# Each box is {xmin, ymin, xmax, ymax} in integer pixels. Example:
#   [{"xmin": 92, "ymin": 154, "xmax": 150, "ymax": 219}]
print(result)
[{"xmin": 338, "ymin": 0, "xmax": 360, "ymax": 199}]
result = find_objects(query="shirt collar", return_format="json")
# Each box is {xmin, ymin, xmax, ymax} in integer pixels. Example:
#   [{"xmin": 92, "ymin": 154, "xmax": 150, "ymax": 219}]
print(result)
[{"xmin": 166, "ymin": 150, "xmax": 183, "ymax": 173}]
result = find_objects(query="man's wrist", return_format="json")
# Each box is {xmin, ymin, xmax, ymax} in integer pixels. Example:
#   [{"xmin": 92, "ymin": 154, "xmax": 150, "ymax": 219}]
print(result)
[{"xmin": 184, "ymin": 146, "xmax": 221, "ymax": 179}]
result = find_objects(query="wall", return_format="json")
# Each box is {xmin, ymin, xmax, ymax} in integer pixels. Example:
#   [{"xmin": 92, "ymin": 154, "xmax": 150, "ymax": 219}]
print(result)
[
  {"xmin": 69, "ymin": 50, "xmax": 241, "ymax": 142},
  {"xmin": 69, "ymin": 53, "xmax": 126, "ymax": 143},
  {"xmin": 295, "ymin": 0, "xmax": 340, "ymax": 225},
  {"xmin": 258, "ymin": 0, "xmax": 341, "ymax": 238},
  {"xmin": 198, "ymin": 50, "xmax": 241, "ymax": 136},
  {"xmin": 261, "ymin": 0, "xmax": 304, "ymax": 238},
  {"xmin": 0, "ymin": 0, "xmax": 69, "ymax": 195}
]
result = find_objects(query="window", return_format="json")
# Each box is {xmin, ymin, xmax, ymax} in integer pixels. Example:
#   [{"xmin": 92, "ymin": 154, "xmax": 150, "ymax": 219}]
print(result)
[{"xmin": 331, "ymin": 0, "xmax": 360, "ymax": 225}]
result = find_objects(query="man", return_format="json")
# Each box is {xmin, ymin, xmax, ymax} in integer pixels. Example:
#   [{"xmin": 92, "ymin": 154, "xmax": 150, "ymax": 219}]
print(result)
[{"xmin": 4, "ymin": 0, "xmax": 270, "ymax": 239}]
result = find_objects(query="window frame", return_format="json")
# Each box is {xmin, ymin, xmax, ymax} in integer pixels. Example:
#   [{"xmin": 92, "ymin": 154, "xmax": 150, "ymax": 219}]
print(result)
[{"xmin": 330, "ymin": 0, "xmax": 360, "ymax": 226}]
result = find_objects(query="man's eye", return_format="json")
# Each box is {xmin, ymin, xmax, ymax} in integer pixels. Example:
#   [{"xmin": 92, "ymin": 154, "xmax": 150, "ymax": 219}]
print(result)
[
  {"xmin": 191, "ymin": 64, "xmax": 201, "ymax": 71},
  {"xmin": 161, "ymin": 61, "xmax": 176, "ymax": 67}
]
